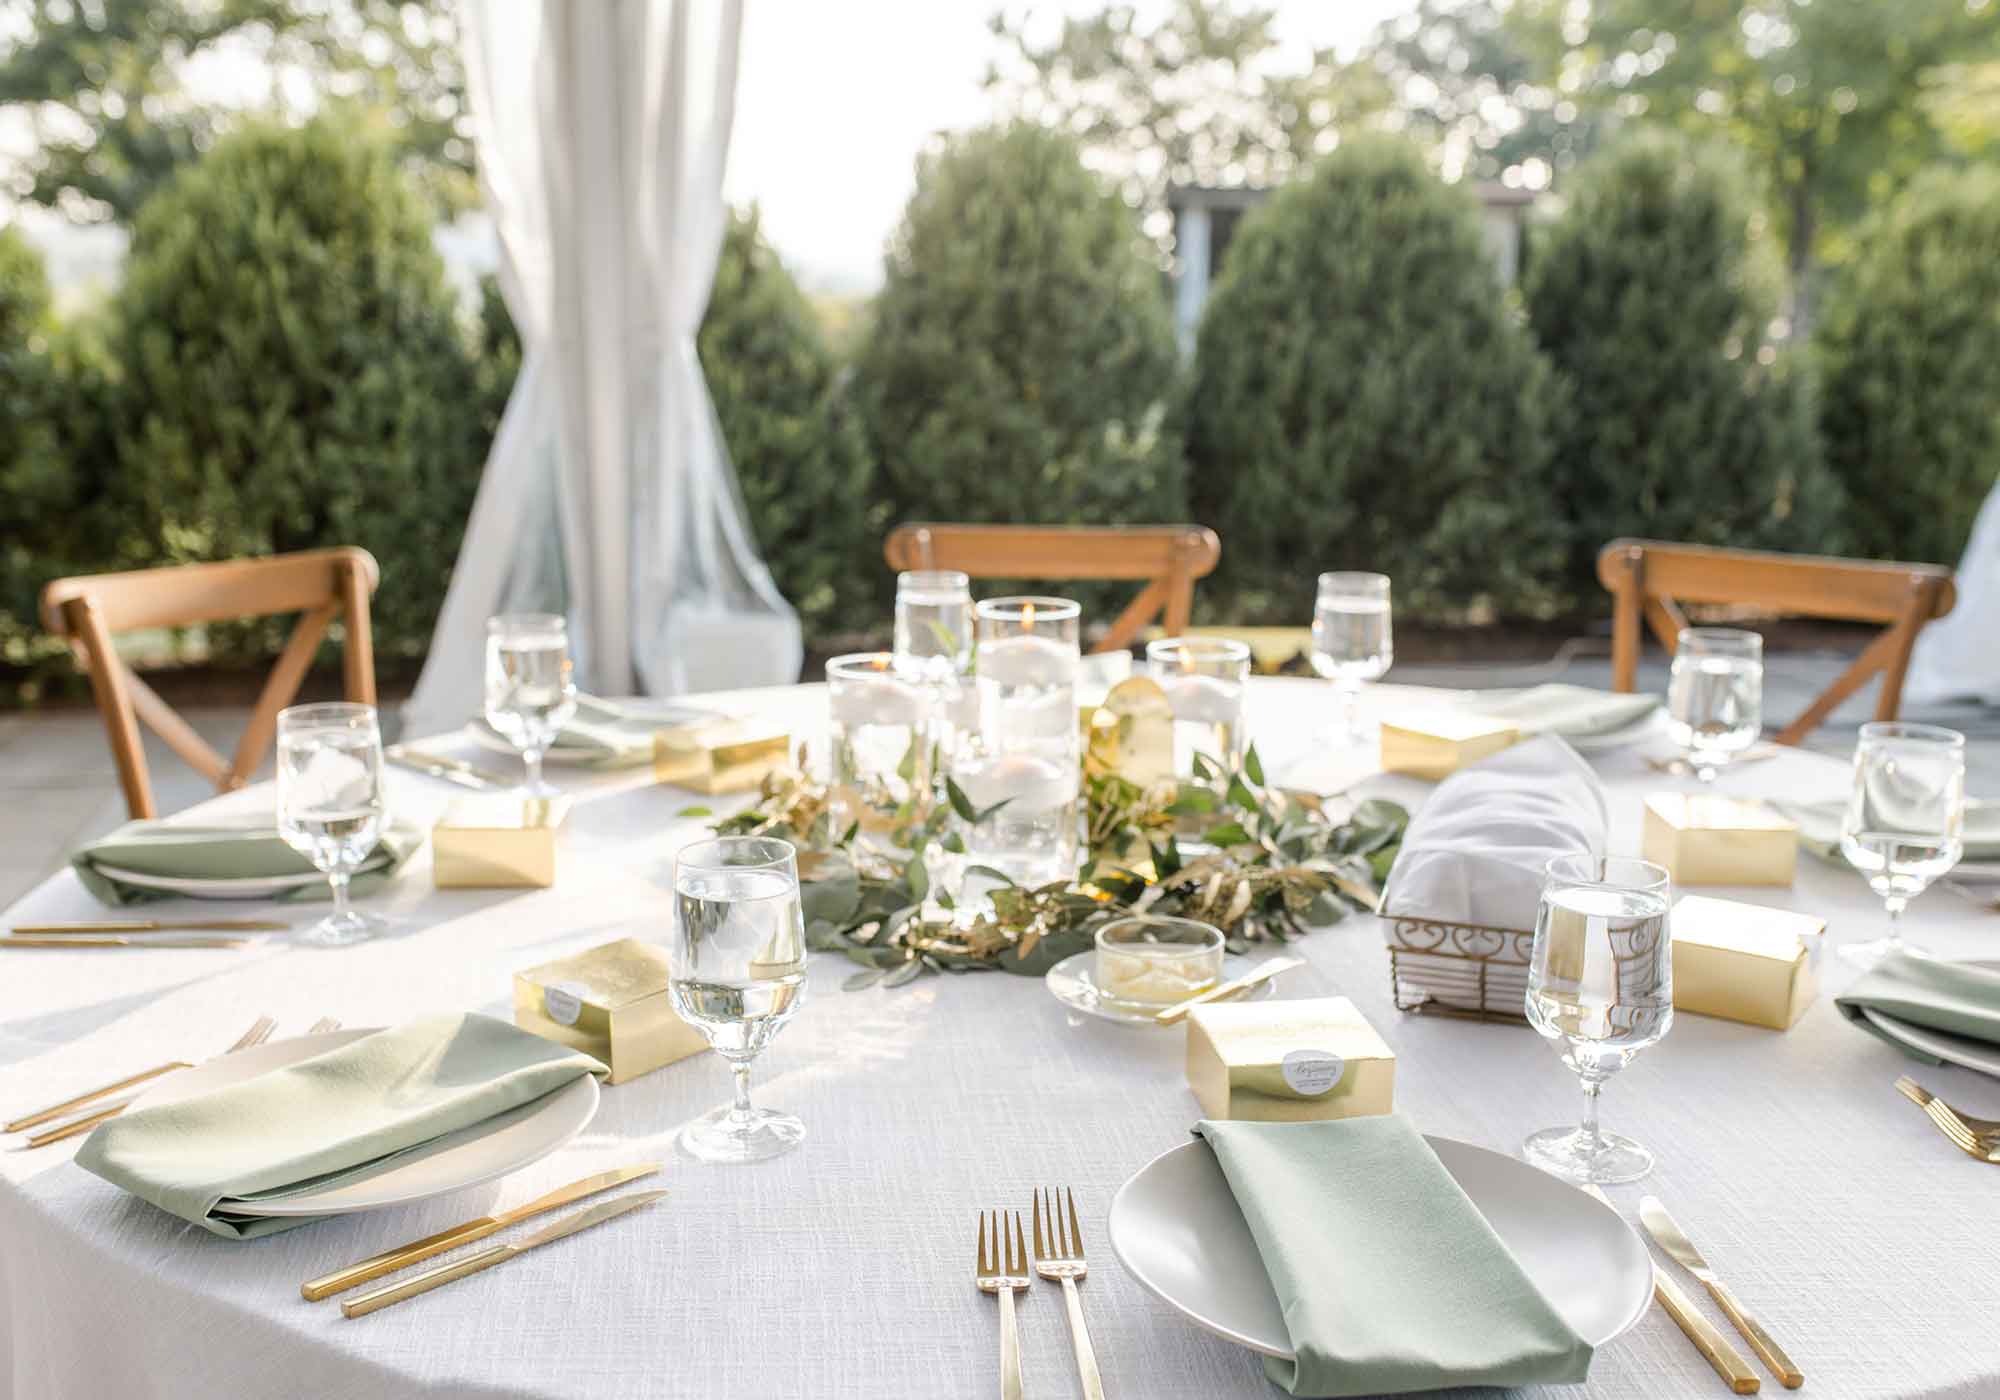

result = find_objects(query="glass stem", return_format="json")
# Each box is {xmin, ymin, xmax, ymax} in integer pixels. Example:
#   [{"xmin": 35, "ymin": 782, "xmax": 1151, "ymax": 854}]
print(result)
[
  {"xmin": 729, "ymin": 1061, "xmax": 755, "ymax": 1125},
  {"xmin": 1336, "ymin": 681, "xmax": 1360, "ymax": 740},
  {"xmin": 328, "ymin": 869, "xmax": 352, "ymax": 919},
  {"xmin": 524, "ymin": 748, "xmax": 544, "ymax": 794},
  {"xmin": 1578, "ymin": 1075, "xmax": 1605, "ymax": 1157},
  {"xmin": 1884, "ymin": 895, "xmax": 1907, "ymax": 951}
]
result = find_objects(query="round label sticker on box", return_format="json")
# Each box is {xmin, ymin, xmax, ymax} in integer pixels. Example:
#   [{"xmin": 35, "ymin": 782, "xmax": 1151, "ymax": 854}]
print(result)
[
  {"xmin": 1281, "ymin": 1048, "xmax": 1345, "ymax": 1097},
  {"xmin": 543, "ymin": 982, "xmax": 587, "ymax": 1027}
]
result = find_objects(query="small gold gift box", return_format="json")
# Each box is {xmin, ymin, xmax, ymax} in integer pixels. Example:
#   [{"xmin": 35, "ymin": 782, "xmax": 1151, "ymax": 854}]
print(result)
[
  {"xmin": 512, "ymin": 938, "xmax": 708, "ymax": 1084},
  {"xmin": 432, "ymin": 797, "xmax": 571, "ymax": 889},
  {"xmin": 1380, "ymin": 712, "xmax": 1521, "ymax": 781},
  {"xmin": 1642, "ymin": 793, "xmax": 1796, "ymax": 886},
  {"xmin": 1671, "ymin": 894, "xmax": 1822, "ymax": 1030},
  {"xmin": 1187, "ymin": 996, "xmax": 1396, "ymax": 1122},
  {"xmin": 652, "ymin": 719, "xmax": 790, "ymax": 795}
]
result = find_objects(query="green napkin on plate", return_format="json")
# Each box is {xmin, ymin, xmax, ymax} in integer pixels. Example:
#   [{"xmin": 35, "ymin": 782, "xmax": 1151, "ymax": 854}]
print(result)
[
  {"xmin": 1196, "ymin": 1115, "xmax": 1592, "ymax": 1397},
  {"xmin": 72, "ymin": 818, "xmax": 425, "ymax": 906},
  {"xmin": 1835, "ymin": 951, "xmax": 2000, "ymax": 1063},
  {"xmin": 74, "ymin": 1014, "xmax": 605, "ymax": 1239},
  {"xmin": 477, "ymin": 695, "xmax": 714, "ymax": 768},
  {"xmin": 1769, "ymin": 798, "xmax": 2000, "ymax": 863},
  {"xmin": 1465, "ymin": 684, "xmax": 1660, "ymax": 739}
]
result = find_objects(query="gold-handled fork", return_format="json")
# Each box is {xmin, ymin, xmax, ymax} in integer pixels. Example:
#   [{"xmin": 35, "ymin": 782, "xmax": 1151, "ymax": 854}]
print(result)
[
  {"xmin": 1033, "ymin": 1187, "xmax": 1103, "ymax": 1400},
  {"xmin": 13, "ymin": 1016, "xmax": 280, "ymax": 1149},
  {"xmin": 1895, "ymin": 1076, "xmax": 2000, "ymax": 1162},
  {"xmin": 976, "ymin": 1209, "xmax": 1030, "ymax": 1400}
]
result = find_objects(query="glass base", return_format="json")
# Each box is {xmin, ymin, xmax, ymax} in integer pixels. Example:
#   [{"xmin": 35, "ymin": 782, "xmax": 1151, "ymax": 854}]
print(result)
[
  {"xmin": 1839, "ymin": 935, "xmax": 1928, "ymax": 969},
  {"xmin": 1522, "ymin": 1123, "xmax": 1654, "ymax": 1185},
  {"xmin": 679, "ymin": 1104, "xmax": 805, "ymax": 1164},
  {"xmin": 297, "ymin": 908, "xmax": 391, "ymax": 948}
]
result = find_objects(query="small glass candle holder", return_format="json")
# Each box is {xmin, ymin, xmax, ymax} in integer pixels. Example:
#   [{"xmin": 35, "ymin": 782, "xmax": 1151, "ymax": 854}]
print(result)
[
  {"xmin": 826, "ymin": 652, "xmax": 929, "ymax": 843},
  {"xmin": 1147, "ymin": 636, "xmax": 1251, "ymax": 777},
  {"xmin": 893, "ymin": 570, "xmax": 974, "ymax": 685},
  {"xmin": 1094, "ymin": 915, "xmax": 1225, "ymax": 1010}
]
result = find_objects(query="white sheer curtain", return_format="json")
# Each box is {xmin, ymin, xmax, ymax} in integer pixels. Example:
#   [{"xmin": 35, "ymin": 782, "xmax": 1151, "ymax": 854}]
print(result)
[
  {"xmin": 1905, "ymin": 480, "xmax": 2000, "ymax": 705},
  {"xmin": 407, "ymin": 0, "xmax": 801, "ymax": 736}
]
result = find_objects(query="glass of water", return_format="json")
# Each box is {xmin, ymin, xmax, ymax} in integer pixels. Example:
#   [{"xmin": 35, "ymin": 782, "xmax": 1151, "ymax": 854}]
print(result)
[
  {"xmin": 669, "ymin": 836, "xmax": 808, "ymax": 1163},
  {"xmin": 1838, "ymin": 721, "xmax": 1965, "ymax": 968},
  {"xmin": 1665, "ymin": 628, "xmax": 1762, "ymax": 782},
  {"xmin": 484, "ymin": 613, "xmax": 577, "ymax": 796},
  {"xmin": 893, "ymin": 570, "xmax": 974, "ymax": 685},
  {"xmin": 827, "ymin": 652, "xmax": 929, "ymax": 844},
  {"xmin": 1523, "ymin": 854, "xmax": 1673, "ymax": 1185},
  {"xmin": 1310, "ymin": 572, "xmax": 1392, "ymax": 744},
  {"xmin": 1146, "ymin": 636, "xmax": 1250, "ymax": 777},
  {"xmin": 276, "ymin": 702, "xmax": 390, "ymax": 947}
]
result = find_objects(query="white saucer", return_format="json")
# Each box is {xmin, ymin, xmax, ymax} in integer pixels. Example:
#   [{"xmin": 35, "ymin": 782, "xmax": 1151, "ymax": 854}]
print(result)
[
  {"xmin": 1863, "ymin": 1008, "xmax": 2000, "ymax": 1079},
  {"xmin": 1046, "ymin": 951, "xmax": 1279, "ymax": 1027},
  {"xmin": 1108, "ymin": 1135, "xmax": 1653, "ymax": 1359},
  {"xmin": 94, "ymin": 863, "xmax": 354, "ymax": 900}
]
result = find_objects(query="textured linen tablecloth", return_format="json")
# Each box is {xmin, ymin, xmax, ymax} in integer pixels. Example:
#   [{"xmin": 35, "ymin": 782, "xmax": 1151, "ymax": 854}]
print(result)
[{"xmin": 3, "ymin": 680, "xmax": 1998, "ymax": 1400}]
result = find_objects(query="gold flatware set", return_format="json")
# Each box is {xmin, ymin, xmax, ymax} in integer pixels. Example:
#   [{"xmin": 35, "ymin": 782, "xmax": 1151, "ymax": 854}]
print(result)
[
  {"xmin": 3, "ymin": 919, "xmax": 289, "ymax": 950},
  {"xmin": 1895, "ymin": 1075, "xmax": 2000, "ymax": 1162},
  {"xmin": 977, "ymin": 1189, "xmax": 1101, "ymax": 1398},
  {"xmin": 384, "ymin": 744, "xmax": 511, "ymax": 790}
]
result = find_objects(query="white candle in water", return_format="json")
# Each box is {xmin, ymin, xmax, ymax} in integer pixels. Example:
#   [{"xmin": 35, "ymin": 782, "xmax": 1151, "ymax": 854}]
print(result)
[{"xmin": 976, "ymin": 633, "xmax": 1079, "ymax": 688}]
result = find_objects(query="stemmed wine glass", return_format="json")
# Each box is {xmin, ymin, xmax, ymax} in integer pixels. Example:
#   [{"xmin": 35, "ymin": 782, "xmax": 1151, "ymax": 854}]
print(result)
[
  {"xmin": 1309, "ymin": 572, "xmax": 1392, "ymax": 745},
  {"xmin": 276, "ymin": 702, "xmax": 390, "ymax": 947},
  {"xmin": 484, "ymin": 613, "xmax": 577, "ymax": 796},
  {"xmin": 1523, "ymin": 854, "xmax": 1674, "ymax": 1185},
  {"xmin": 1838, "ymin": 721, "xmax": 1965, "ymax": 968},
  {"xmin": 1665, "ymin": 628, "xmax": 1762, "ymax": 782},
  {"xmin": 669, "ymin": 837, "xmax": 808, "ymax": 1163}
]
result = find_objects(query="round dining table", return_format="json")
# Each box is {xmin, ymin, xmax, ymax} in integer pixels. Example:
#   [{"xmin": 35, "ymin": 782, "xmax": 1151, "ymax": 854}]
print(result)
[{"xmin": 3, "ymin": 678, "xmax": 1998, "ymax": 1400}]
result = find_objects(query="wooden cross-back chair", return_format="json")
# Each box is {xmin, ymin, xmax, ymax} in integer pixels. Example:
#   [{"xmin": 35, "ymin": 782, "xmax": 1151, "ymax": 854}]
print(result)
[
  {"xmin": 41, "ymin": 548, "xmax": 381, "ymax": 819},
  {"xmin": 1597, "ymin": 538, "xmax": 1956, "ymax": 746},
  {"xmin": 884, "ymin": 523, "xmax": 1222, "ymax": 654}
]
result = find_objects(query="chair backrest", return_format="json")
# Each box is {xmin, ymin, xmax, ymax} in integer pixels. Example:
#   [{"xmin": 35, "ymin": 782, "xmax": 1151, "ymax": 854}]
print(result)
[
  {"xmin": 41, "ymin": 548, "xmax": 381, "ymax": 819},
  {"xmin": 883, "ymin": 523, "xmax": 1221, "ymax": 654},
  {"xmin": 1596, "ymin": 538, "xmax": 1956, "ymax": 746}
]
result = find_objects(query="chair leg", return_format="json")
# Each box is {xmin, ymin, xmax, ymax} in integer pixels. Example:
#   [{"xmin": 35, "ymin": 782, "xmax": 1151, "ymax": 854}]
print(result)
[{"xmin": 67, "ymin": 599, "xmax": 156, "ymax": 820}]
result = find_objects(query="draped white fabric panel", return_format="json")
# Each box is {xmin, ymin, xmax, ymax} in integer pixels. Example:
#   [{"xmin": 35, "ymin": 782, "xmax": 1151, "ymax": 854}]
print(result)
[{"xmin": 1905, "ymin": 479, "xmax": 2000, "ymax": 705}]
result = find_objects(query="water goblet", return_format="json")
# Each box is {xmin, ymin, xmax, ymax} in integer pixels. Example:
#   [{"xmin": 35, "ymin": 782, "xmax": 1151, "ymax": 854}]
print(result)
[
  {"xmin": 1665, "ymin": 628, "xmax": 1762, "ymax": 782},
  {"xmin": 1838, "ymin": 721, "xmax": 1965, "ymax": 967},
  {"xmin": 276, "ymin": 702, "xmax": 390, "ymax": 947},
  {"xmin": 1523, "ymin": 854, "xmax": 1674, "ymax": 1185},
  {"xmin": 484, "ymin": 613, "xmax": 577, "ymax": 796},
  {"xmin": 669, "ymin": 836, "xmax": 808, "ymax": 1163},
  {"xmin": 1309, "ymin": 572, "xmax": 1392, "ymax": 744}
]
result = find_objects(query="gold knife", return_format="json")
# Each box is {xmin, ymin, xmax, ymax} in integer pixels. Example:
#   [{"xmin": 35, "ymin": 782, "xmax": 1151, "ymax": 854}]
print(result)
[
  {"xmin": 1, "ymin": 936, "xmax": 247, "ymax": 949},
  {"xmin": 12, "ymin": 921, "xmax": 287, "ymax": 934},
  {"xmin": 342, "ymin": 1188, "xmax": 668, "ymax": 1318},
  {"xmin": 1641, "ymin": 1197, "xmax": 1803, "ymax": 1389},
  {"xmin": 1154, "ymin": 956, "xmax": 1304, "ymax": 1025},
  {"xmin": 384, "ymin": 745, "xmax": 509, "ymax": 790},
  {"xmin": 1584, "ymin": 1186, "xmax": 1759, "ymax": 1394},
  {"xmin": 305, "ymin": 1164, "xmax": 662, "ymax": 1300}
]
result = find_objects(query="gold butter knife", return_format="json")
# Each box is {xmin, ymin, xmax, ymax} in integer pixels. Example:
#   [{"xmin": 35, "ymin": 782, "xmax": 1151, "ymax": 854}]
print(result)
[
  {"xmin": 342, "ymin": 1189, "xmax": 668, "ymax": 1318},
  {"xmin": 1642, "ymin": 1197, "xmax": 1802, "ymax": 1389},
  {"xmin": 304, "ymin": 1164, "xmax": 662, "ymax": 1300},
  {"xmin": 1584, "ymin": 1186, "xmax": 1759, "ymax": 1394},
  {"xmin": 12, "ymin": 920, "xmax": 289, "ymax": 934},
  {"xmin": 1, "ymin": 936, "xmax": 247, "ymax": 949},
  {"xmin": 1154, "ymin": 955, "xmax": 1304, "ymax": 1025},
  {"xmin": 384, "ymin": 745, "xmax": 509, "ymax": 790}
]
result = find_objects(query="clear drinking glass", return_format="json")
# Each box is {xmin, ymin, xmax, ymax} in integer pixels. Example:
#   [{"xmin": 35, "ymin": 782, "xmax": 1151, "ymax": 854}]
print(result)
[
  {"xmin": 669, "ymin": 836, "xmax": 808, "ymax": 1163},
  {"xmin": 1146, "ymin": 637, "xmax": 1251, "ymax": 777},
  {"xmin": 276, "ymin": 702, "xmax": 390, "ymax": 947},
  {"xmin": 1309, "ymin": 572, "xmax": 1392, "ymax": 744},
  {"xmin": 1665, "ymin": 628, "xmax": 1762, "ymax": 782},
  {"xmin": 1838, "ymin": 721, "xmax": 1965, "ymax": 968},
  {"xmin": 1524, "ymin": 854, "xmax": 1673, "ymax": 1185},
  {"xmin": 893, "ymin": 570, "xmax": 974, "ymax": 685},
  {"xmin": 826, "ymin": 652, "xmax": 929, "ymax": 844},
  {"xmin": 484, "ymin": 613, "xmax": 577, "ymax": 797}
]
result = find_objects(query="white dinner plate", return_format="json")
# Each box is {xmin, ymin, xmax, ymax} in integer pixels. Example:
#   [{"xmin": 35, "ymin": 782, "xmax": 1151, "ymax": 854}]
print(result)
[
  {"xmin": 127, "ymin": 1029, "xmax": 599, "ymax": 1217},
  {"xmin": 93, "ymin": 863, "xmax": 349, "ymax": 900},
  {"xmin": 469, "ymin": 697, "xmax": 718, "ymax": 766},
  {"xmin": 1563, "ymin": 709, "xmax": 1669, "ymax": 753},
  {"xmin": 1046, "ymin": 951, "xmax": 1279, "ymax": 1027},
  {"xmin": 1862, "ymin": 1007, "xmax": 2000, "ymax": 1079},
  {"xmin": 1109, "ymin": 1135, "xmax": 1653, "ymax": 1360}
]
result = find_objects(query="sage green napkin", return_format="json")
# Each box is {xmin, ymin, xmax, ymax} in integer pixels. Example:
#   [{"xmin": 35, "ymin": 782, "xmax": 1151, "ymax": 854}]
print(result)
[
  {"xmin": 1835, "ymin": 951, "xmax": 2000, "ymax": 1063},
  {"xmin": 72, "ymin": 818, "xmax": 425, "ymax": 906},
  {"xmin": 1769, "ymin": 798, "xmax": 2000, "ymax": 863},
  {"xmin": 1466, "ymin": 683, "xmax": 1660, "ymax": 739},
  {"xmin": 74, "ymin": 1014, "xmax": 605, "ymax": 1239},
  {"xmin": 477, "ymin": 695, "xmax": 711, "ymax": 768},
  {"xmin": 1196, "ymin": 1116, "xmax": 1592, "ymax": 1397}
]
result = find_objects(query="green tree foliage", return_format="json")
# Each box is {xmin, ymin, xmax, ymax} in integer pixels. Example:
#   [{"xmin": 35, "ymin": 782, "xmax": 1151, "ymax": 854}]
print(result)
[
  {"xmin": 0, "ymin": 226, "xmax": 64, "ymax": 633},
  {"xmin": 1524, "ymin": 132, "xmax": 1836, "ymax": 596},
  {"xmin": 112, "ymin": 116, "xmax": 486, "ymax": 660},
  {"xmin": 1186, "ymin": 136, "xmax": 1559, "ymax": 618},
  {"xmin": 700, "ymin": 209, "xmax": 877, "ymax": 639},
  {"xmin": 855, "ymin": 122, "xmax": 1183, "ymax": 535},
  {"xmin": 1818, "ymin": 166, "xmax": 2000, "ymax": 566}
]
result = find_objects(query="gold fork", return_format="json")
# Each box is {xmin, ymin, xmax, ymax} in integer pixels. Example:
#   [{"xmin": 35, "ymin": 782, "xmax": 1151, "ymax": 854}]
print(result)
[
  {"xmin": 17, "ymin": 1016, "xmax": 280, "ymax": 1149},
  {"xmin": 1033, "ymin": 1187, "xmax": 1103, "ymax": 1400},
  {"xmin": 976, "ymin": 1208, "xmax": 1030, "ymax": 1400},
  {"xmin": 1895, "ymin": 1076, "xmax": 2000, "ymax": 1162}
]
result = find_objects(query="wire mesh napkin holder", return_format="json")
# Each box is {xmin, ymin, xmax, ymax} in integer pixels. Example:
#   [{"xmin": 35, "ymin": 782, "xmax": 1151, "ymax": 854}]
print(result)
[{"xmin": 1385, "ymin": 915, "xmax": 1533, "ymax": 1024}]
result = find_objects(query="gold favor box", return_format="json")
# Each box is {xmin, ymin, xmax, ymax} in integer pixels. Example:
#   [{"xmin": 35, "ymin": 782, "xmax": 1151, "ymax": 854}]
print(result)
[
  {"xmin": 1643, "ymin": 793, "xmax": 1796, "ymax": 886},
  {"xmin": 512, "ymin": 938, "xmax": 707, "ymax": 1084},
  {"xmin": 1671, "ymin": 894, "xmax": 1822, "ymax": 1030},
  {"xmin": 1380, "ymin": 712, "xmax": 1521, "ymax": 781},
  {"xmin": 652, "ymin": 719, "xmax": 790, "ymax": 794},
  {"xmin": 432, "ymin": 797, "xmax": 571, "ymax": 889},
  {"xmin": 1187, "ymin": 996, "xmax": 1396, "ymax": 1122}
]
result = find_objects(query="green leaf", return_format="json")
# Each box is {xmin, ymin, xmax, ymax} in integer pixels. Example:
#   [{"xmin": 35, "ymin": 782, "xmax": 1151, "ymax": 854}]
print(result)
[
  {"xmin": 800, "ymin": 867, "xmax": 862, "ymax": 927},
  {"xmin": 973, "ymin": 795, "xmax": 1014, "ymax": 824},
  {"xmin": 1190, "ymin": 752, "xmax": 1217, "ymax": 781},
  {"xmin": 940, "ymin": 830, "xmax": 966, "ymax": 853},
  {"xmin": 675, "ymin": 805, "xmax": 713, "ymax": 818},
  {"xmin": 1243, "ymin": 745, "xmax": 1265, "ymax": 786},
  {"xmin": 1225, "ymin": 776, "xmax": 1259, "ymax": 812},
  {"xmin": 843, "ymin": 967, "xmax": 886, "ymax": 991},
  {"xmin": 905, "ymin": 854, "xmax": 931, "ymax": 902},
  {"xmin": 945, "ymin": 776, "xmax": 978, "ymax": 823},
  {"xmin": 881, "ymin": 958, "xmax": 926, "ymax": 988},
  {"xmin": 964, "ymin": 864, "xmax": 1018, "ymax": 887},
  {"xmin": 1203, "ymin": 821, "xmax": 1252, "ymax": 847}
]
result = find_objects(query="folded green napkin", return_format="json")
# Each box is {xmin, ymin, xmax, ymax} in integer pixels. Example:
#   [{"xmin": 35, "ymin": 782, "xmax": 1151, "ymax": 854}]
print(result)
[
  {"xmin": 477, "ymin": 696, "xmax": 708, "ymax": 768},
  {"xmin": 74, "ymin": 1014, "xmax": 605, "ymax": 1239},
  {"xmin": 1465, "ymin": 684, "xmax": 1660, "ymax": 739},
  {"xmin": 72, "ymin": 818, "xmax": 425, "ymax": 907},
  {"xmin": 1196, "ymin": 1116, "xmax": 1591, "ymax": 1396},
  {"xmin": 1769, "ymin": 798, "xmax": 2000, "ymax": 863},
  {"xmin": 1835, "ymin": 951, "xmax": 2000, "ymax": 1063}
]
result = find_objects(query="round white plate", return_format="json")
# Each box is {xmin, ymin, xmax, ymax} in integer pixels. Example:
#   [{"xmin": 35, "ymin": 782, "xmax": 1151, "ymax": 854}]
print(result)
[
  {"xmin": 1109, "ymin": 1135, "xmax": 1653, "ymax": 1359},
  {"xmin": 1564, "ymin": 709, "xmax": 1669, "ymax": 753},
  {"xmin": 129, "ymin": 1029, "xmax": 599, "ymax": 1217},
  {"xmin": 1047, "ymin": 951, "xmax": 1279, "ymax": 1027},
  {"xmin": 93, "ymin": 863, "xmax": 347, "ymax": 900},
  {"xmin": 1862, "ymin": 1005, "xmax": 2000, "ymax": 1080},
  {"xmin": 468, "ymin": 725, "xmax": 610, "ymax": 766}
]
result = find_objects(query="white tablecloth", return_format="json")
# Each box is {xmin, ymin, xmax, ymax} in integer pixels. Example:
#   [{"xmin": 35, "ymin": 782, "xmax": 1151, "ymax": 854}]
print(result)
[{"xmin": 4, "ymin": 680, "xmax": 1998, "ymax": 1400}]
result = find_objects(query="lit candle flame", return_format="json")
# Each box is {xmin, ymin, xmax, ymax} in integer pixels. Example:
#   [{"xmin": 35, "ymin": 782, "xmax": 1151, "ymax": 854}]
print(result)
[{"xmin": 1022, "ymin": 601, "xmax": 1035, "ymax": 632}]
